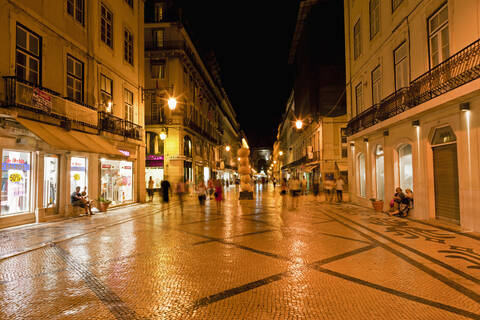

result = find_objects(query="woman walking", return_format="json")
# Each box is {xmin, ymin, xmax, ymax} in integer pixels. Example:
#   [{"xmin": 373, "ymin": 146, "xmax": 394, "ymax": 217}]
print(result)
[
  {"xmin": 214, "ymin": 179, "xmax": 223, "ymax": 212},
  {"xmin": 197, "ymin": 180, "xmax": 207, "ymax": 208}
]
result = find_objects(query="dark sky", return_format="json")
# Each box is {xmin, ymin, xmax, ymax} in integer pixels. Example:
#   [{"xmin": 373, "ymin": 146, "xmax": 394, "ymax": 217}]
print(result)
[{"xmin": 178, "ymin": 1, "xmax": 300, "ymax": 148}]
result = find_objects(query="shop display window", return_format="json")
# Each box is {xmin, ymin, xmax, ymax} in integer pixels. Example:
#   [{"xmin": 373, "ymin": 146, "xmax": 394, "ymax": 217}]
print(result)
[
  {"xmin": 70, "ymin": 157, "xmax": 87, "ymax": 193},
  {"xmin": 1, "ymin": 150, "xmax": 31, "ymax": 215},
  {"xmin": 44, "ymin": 156, "xmax": 59, "ymax": 208},
  {"xmin": 101, "ymin": 159, "xmax": 133, "ymax": 205}
]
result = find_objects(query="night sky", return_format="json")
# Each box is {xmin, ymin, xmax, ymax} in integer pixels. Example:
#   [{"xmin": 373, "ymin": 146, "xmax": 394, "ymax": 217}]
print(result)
[{"xmin": 177, "ymin": 1, "xmax": 300, "ymax": 148}]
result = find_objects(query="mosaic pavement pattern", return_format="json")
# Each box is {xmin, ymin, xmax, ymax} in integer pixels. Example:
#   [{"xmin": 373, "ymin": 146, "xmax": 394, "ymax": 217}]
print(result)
[{"xmin": 0, "ymin": 186, "xmax": 479, "ymax": 319}]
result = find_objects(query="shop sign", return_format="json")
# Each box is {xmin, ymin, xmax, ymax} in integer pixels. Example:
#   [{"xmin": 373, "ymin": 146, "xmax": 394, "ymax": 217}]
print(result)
[
  {"xmin": 102, "ymin": 164, "xmax": 112, "ymax": 169},
  {"xmin": 32, "ymin": 88, "xmax": 52, "ymax": 112},
  {"xmin": 9, "ymin": 172, "xmax": 22, "ymax": 183},
  {"xmin": 2, "ymin": 162, "xmax": 31, "ymax": 171},
  {"xmin": 122, "ymin": 166, "xmax": 132, "ymax": 169},
  {"xmin": 146, "ymin": 155, "xmax": 164, "ymax": 161},
  {"xmin": 118, "ymin": 149, "xmax": 130, "ymax": 157}
]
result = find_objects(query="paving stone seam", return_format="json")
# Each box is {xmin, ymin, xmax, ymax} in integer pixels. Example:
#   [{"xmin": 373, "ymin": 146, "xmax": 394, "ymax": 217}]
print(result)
[
  {"xmin": 192, "ymin": 229, "xmax": 274, "ymax": 246},
  {"xmin": 50, "ymin": 244, "xmax": 141, "ymax": 320},
  {"xmin": 321, "ymin": 209, "xmax": 480, "ymax": 304}
]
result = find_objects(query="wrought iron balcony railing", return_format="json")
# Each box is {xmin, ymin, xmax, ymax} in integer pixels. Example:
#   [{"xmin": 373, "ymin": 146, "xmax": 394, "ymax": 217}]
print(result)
[
  {"xmin": 347, "ymin": 38, "xmax": 480, "ymax": 136},
  {"xmin": 145, "ymin": 40, "xmax": 187, "ymax": 51},
  {"xmin": 99, "ymin": 112, "xmax": 124, "ymax": 136},
  {"xmin": 124, "ymin": 120, "xmax": 143, "ymax": 140},
  {"xmin": 3, "ymin": 76, "xmax": 98, "ymax": 128}
]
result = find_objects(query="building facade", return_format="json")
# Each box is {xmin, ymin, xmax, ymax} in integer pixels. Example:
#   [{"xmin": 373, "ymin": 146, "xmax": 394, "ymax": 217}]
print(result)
[
  {"xmin": 0, "ymin": 0, "xmax": 145, "ymax": 229},
  {"xmin": 273, "ymin": 91, "xmax": 349, "ymax": 190},
  {"xmin": 344, "ymin": 0, "xmax": 480, "ymax": 231},
  {"xmin": 144, "ymin": 1, "xmax": 241, "ymax": 188}
]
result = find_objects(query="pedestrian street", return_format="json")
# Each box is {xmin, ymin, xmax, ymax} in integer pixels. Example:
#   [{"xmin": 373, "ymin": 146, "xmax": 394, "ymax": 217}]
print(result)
[{"xmin": 0, "ymin": 186, "xmax": 479, "ymax": 319}]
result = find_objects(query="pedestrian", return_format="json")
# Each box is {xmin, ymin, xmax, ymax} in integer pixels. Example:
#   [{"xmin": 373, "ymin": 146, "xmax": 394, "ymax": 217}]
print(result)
[
  {"xmin": 313, "ymin": 178, "xmax": 320, "ymax": 197},
  {"xmin": 324, "ymin": 178, "xmax": 334, "ymax": 202},
  {"xmin": 273, "ymin": 177, "xmax": 276, "ymax": 189},
  {"xmin": 207, "ymin": 178, "xmax": 214, "ymax": 199},
  {"xmin": 147, "ymin": 176, "xmax": 155, "ymax": 202},
  {"xmin": 214, "ymin": 179, "xmax": 223, "ymax": 212},
  {"xmin": 288, "ymin": 176, "xmax": 301, "ymax": 208},
  {"xmin": 301, "ymin": 177, "xmax": 307, "ymax": 195},
  {"xmin": 197, "ymin": 180, "xmax": 207, "ymax": 207},
  {"xmin": 176, "ymin": 179, "xmax": 186, "ymax": 213},
  {"xmin": 160, "ymin": 177, "xmax": 171, "ymax": 204},
  {"xmin": 335, "ymin": 177, "xmax": 345, "ymax": 202}
]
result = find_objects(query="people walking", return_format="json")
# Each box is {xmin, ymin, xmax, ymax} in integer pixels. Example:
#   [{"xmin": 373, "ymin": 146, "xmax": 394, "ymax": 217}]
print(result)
[
  {"xmin": 301, "ymin": 177, "xmax": 307, "ymax": 195},
  {"xmin": 214, "ymin": 179, "xmax": 223, "ymax": 212},
  {"xmin": 176, "ymin": 179, "xmax": 186, "ymax": 213},
  {"xmin": 147, "ymin": 176, "xmax": 155, "ymax": 202},
  {"xmin": 197, "ymin": 180, "xmax": 207, "ymax": 208},
  {"xmin": 207, "ymin": 178, "xmax": 214, "ymax": 199},
  {"xmin": 324, "ymin": 178, "xmax": 334, "ymax": 202},
  {"xmin": 288, "ymin": 176, "xmax": 301, "ymax": 209},
  {"xmin": 273, "ymin": 177, "xmax": 276, "ymax": 189},
  {"xmin": 313, "ymin": 178, "xmax": 320, "ymax": 197},
  {"xmin": 160, "ymin": 177, "xmax": 171, "ymax": 204},
  {"xmin": 335, "ymin": 177, "xmax": 344, "ymax": 202}
]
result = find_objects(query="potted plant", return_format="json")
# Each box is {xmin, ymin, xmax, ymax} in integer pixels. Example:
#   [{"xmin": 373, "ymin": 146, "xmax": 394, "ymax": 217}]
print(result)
[
  {"xmin": 369, "ymin": 198, "xmax": 384, "ymax": 212},
  {"xmin": 97, "ymin": 197, "xmax": 112, "ymax": 212}
]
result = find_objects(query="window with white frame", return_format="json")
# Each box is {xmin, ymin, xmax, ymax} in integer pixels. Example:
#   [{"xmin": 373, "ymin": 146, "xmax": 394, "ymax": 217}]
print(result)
[
  {"xmin": 67, "ymin": 0, "xmax": 84, "ymax": 25},
  {"xmin": 394, "ymin": 42, "xmax": 408, "ymax": 90},
  {"xmin": 398, "ymin": 144, "xmax": 413, "ymax": 191},
  {"xmin": 124, "ymin": 89, "xmax": 134, "ymax": 122},
  {"xmin": 354, "ymin": 19, "xmax": 361, "ymax": 59},
  {"xmin": 371, "ymin": 66, "xmax": 382, "ymax": 105},
  {"xmin": 392, "ymin": 0, "xmax": 404, "ymax": 12},
  {"xmin": 151, "ymin": 60, "xmax": 165, "ymax": 79},
  {"xmin": 369, "ymin": 0, "xmax": 380, "ymax": 39},
  {"xmin": 67, "ymin": 55, "xmax": 84, "ymax": 103},
  {"xmin": 357, "ymin": 153, "xmax": 366, "ymax": 197},
  {"xmin": 100, "ymin": 3, "xmax": 113, "ymax": 48},
  {"xmin": 428, "ymin": 4, "xmax": 449, "ymax": 68},
  {"xmin": 124, "ymin": 28, "xmax": 133, "ymax": 65},
  {"xmin": 16, "ymin": 24, "xmax": 41, "ymax": 85},
  {"xmin": 355, "ymin": 82, "xmax": 363, "ymax": 115},
  {"xmin": 100, "ymin": 74, "xmax": 113, "ymax": 111}
]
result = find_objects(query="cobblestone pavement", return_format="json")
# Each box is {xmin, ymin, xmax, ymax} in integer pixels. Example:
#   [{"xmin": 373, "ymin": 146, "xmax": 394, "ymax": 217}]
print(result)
[{"xmin": 1, "ymin": 186, "xmax": 480, "ymax": 319}]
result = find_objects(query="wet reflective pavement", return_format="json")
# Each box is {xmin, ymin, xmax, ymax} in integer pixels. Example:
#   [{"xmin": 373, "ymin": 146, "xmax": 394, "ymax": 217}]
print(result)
[{"xmin": 1, "ymin": 186, "xmax": 480, "ymax": 319}]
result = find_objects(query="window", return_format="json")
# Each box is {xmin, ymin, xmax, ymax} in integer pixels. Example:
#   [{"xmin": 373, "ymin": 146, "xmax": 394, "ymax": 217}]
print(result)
[
  {"xmin": 369, "ymin": 0, "xmax": 380, "ymax": 39},
  {"xmin": 375, "ymin": 145, "xmax": 384, "ymax": 200},
  {"xmin": 124, "ymin": 89, "xmax": 134, "ymax": 122},
  {"xmin": 124, "ymin": 0, "xmax": 133, "ymax": 9},
  {"xmin": 151, "ymin": 100, "xmax": 165, "ymax": 123},
  {"xmin": 1, "ymin": 150, "xmax": 32, "ymax": 215},
  {"xmin": 432, "ymin": 126, "xmax": 456, "ymax": 145},
  {"xmin": 394, "ymin": 42, "xmax": 408, "ymax": 90},
  {"xmin": 16, "ymin": 25, "xmax": 41, "ymax": 85},
  {"xmin": 124, "ymin": 29, "xmax": 133, "ymax": 65},
  {"xmin": 398, "ymin": 144, "xmax": 413, "ymax": 191},
  {"xmin": 354, "ymin": 19, "xmax": 361, "ymax": 59},
  {"xmin": 341, "ymin": 128, "xmax": 348, "ymax": 158},
  {"xmin": 184, "ymin": 136, "xmax": 192, "ymax": 157},
  {"xmin": 67, "ymin": 0, "xmax": 84, "ymax": 25},
  {"xmin": 151, "ymin": 60, "xmax": 165, "ymax": 79},
  {"xmin": 153, "ymin": 29, "xmax": 164, "ymax": 48},
  {"xmin": 70, "ymin": 157, "xmax": 87, "ymax": 195},
  {"xmin": 66, "ymin": 55, "xmax": 84, "ymax": 103},
  {"xmin": 100, "ymin": 3, "xmax": 113, "ymax": 48},
  {"xmin": 428, "ymin": 4, "xmax": 449, "ymax": 68},
  {"xmin": 100, "ymin": 74, "xmax": 113, "ymax": 111},
  {"xmin": 371, "ymin": 66, "xmax": 382, "ymax": 105},
  {"xmin": 392, "ymin": 0, "xmax": 404, "ymax": 12},
  {"xmin": 355, "ymin": 82, "xmax": 363, "ymax": 115},
  {"xmin": 154, "ymin": 3, "xmax": 164, "ymax": 22},
  {"xmin": 357, "ymin": 153, "xmax": 366, "ymax": 197}
]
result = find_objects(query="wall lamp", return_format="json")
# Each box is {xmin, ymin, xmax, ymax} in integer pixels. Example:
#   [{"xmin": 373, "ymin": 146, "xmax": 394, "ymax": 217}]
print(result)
[
  {"xmin": 350, "ymin": 141, "xmax": 355, "ymax": 147},
  {"xmin": 412, "ymin": 120, "xmax": 420, "ymax": 127},
  {"xmin": 460, "ymin": 102, "xmax": 470, "ymax": 112}
]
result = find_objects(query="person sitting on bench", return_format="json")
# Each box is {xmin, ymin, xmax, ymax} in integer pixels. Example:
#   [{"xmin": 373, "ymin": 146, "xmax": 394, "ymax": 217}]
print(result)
[{"xmin": 71, "ymin": 186, "xmax": 93, "ymax": 216}]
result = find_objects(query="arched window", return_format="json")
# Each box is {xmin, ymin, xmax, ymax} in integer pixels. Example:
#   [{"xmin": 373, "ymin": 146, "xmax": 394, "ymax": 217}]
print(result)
[
  {"xmin": 375, "ymin": 145, "xmax": 384, "ymax": 200},
  {"xmin": 357, "ymin": 153, "xmax": 366, "ymax": 197},
  {"xmin": 398, "ymin": 144, "xmax": 413, "ymax": 191},
  {"xmin": 183, "ymin": 136, "xmax": 192, "ymax": 157}
]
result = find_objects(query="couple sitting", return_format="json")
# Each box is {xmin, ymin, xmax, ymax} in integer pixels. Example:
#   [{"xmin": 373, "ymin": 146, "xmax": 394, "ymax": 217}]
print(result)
[
  {"xmin": 71, "ymin": 186, "xmax": 94, "ymax": 216},
  {"xmin": 389, "ymin": 187, "xmax": 413, "ymax": 217}
]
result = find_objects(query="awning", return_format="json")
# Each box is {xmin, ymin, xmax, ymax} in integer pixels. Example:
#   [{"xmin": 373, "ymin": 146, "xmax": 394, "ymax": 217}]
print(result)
[
  {"xmin": 336, "ymin": 163, "xmax": 349, "ymax": 172},
  {"xmin": 303, "ymin": 164, "xmax": 318, "ymax": 172},
  {"xmin": 17, "ymin": 118, "xmax": 123, "ymax": 156}
]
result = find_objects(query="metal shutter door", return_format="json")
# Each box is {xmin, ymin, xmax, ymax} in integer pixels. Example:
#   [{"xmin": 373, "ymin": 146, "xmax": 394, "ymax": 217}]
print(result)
[{"xmin": 433, "ymin": 144, "xmax": 460, "ymax": 223}]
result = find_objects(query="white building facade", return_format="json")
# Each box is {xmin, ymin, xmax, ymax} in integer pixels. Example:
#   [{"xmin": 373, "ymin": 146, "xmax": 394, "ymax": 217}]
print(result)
[{"xmin": 344, "ymin": 0, "xmax": 480, "ymax": 230}]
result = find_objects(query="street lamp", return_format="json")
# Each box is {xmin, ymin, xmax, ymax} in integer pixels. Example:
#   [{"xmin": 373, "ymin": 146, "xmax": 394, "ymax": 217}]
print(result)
[
  {"xmin": 159, "ymin": 131, "xmax": 167, "ymax": 140},
  {"xmin": 225, "ymin": 145, "xmax": 231, "ymax": 152},
  {"xmin": 295, "ymin": 120, "xmax": 303, "ymax": 130},
  {"xmin": 168, "ymin": 97, "xmax": 177, "ymax": 110},
  {"xmin": 279, "ymin": 151, "xmax": 283, "ymax": 156}
]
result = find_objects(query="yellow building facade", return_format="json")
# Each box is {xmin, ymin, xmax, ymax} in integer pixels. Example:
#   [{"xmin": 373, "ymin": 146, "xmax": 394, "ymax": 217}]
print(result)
[{"xmin": 0, "ymin": 0, "xmax": 145, "ymax": 229}]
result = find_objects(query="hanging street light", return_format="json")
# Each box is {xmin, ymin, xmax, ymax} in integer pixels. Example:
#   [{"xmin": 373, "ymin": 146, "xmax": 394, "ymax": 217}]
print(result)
[
  {"xmin": 225, "ymin": 145, "xmax": 231, "ymax": 152},
  {"xmin": 168, "ymin": 97, "xmax": 177, "ymax": 110},
  {"xmin": 295, "ymin": 119, "xmax": 303, "ymax": 130},
  {"xmin": 159, "ymin": 130, "xmax": 167, "ymax": 140}
]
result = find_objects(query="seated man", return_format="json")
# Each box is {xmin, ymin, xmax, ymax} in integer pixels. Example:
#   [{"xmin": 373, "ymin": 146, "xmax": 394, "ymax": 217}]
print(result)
[{"xmin": 71, "ymin": 186, "xmax": 93, "ymax": 216}]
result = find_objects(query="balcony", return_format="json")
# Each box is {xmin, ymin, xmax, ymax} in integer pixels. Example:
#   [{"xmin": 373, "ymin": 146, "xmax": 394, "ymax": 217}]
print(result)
[
  {"xmin": 281, "ymin": 156, "xmax": 307, "ymax": 170},
  {"xmin": 3, "ymin": 76, "xmax": 98, "ymax": 128},
  {"xmin": 183, "ymin": 118, "xmax": 219, "ymax": 145},
  {"xmin": 145, "ymin": 40, "xmax": 187, "ymax": 52},
  {"xmin": 347, "ymin": 38, "xmax": 480, "ymax": 136},
  {"xmin": 98, "ymin": 112, "xmax": 143, "ymax": 141}
]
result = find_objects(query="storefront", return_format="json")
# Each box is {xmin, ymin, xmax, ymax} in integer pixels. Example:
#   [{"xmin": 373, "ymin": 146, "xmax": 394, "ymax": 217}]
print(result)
[
  {"xmin": 70, "ymin": 156, "xmax": 88, "ymax": 194},
  {"xmin": 43, "ymin": 155, "xmax": 59, "ymax": 214},
  {"xmin": 100, "ymin": 159, "xmax": 134, "ymax": 206},
  {"xmin": 145, "ymin": 155, "xmax": 164, "ymax": 189},
  {"xmin": 1, "ymin": 150, "xmax": 32, "ymax": 216}
]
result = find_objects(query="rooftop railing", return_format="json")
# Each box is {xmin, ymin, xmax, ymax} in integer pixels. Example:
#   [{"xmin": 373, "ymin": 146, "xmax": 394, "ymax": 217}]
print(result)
[{"xmin": 347, "ymin": 38, "xmax": 480, "ymax": 135}]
